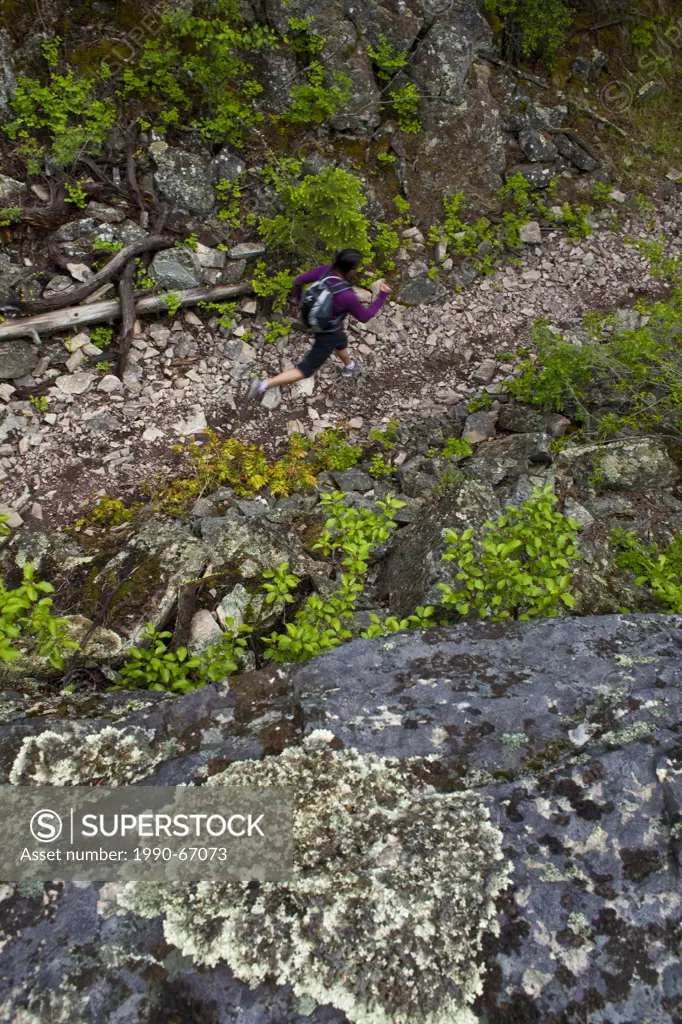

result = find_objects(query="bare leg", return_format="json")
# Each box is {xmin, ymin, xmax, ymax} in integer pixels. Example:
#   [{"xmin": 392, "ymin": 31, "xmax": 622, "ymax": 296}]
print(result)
[
  {"xmin": 264, "ymin": 367, "xmax": 305, "ymax": 389},
  {"xmin": 336, "ymin": 347, "xmax": 353, "ymax": 366}
]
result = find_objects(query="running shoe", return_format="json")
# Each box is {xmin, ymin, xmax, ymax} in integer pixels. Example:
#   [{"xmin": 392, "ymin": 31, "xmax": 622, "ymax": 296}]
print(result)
[{"xmin": 245, "ymin": 378, "xmax": 268, "ymax": 403}]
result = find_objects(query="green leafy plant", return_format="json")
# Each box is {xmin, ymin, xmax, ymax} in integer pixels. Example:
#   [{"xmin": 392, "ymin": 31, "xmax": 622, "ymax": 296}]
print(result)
[
  {"xmin": 264, "ymin": 320, "xmax": 291, "ymax": 344},
  {"xmin": 92, "ymin": 239, "xmax": 123, "ymax": 255},
  {"xmin": 377, "ymin": 151, "xmax": 397, "ymax": 164},
  {"xmin": 286, "ymin": 16, "xmax": 325, "ymax": 54},
  {"xmin": 90, "ymin": 326, "xmax": 114, "ymax": 349},
  {"xmin": 369, "ymin": 454, "xmax": 395, "ymax": 479},
  {"xmin": 0, "ymin": 563, "xmax": 80, "ymax": 668},
  {"xmin": 251, "ymin": 261, "xmax": 296, "ymax": 312},
  {"xmin": 467, "ymin": 394, "xmax": 493, "ymax": 412},
  {"xmin": 438, "ymin": 485, "xmax": 581, "ymax": 621},
  {"xmin": 134, "ymin": 258, "xmax": 155, "ymax": 291},
  {"xmin": 4, "ymin": 36, "xmax": 115, "ymax": 172},
  {"xmin": 367, "ymin": 35, "xmax": 409, "ymax": 81},
  {"xmin": 258, "ymin": 166, "xmax": 372, "ymax": 263},
  {"xmin": 96, "ymin": 361, "xmax": 110, "ymax": 372},
  {"xmin": 588, "ymin": 181, "xmax": 615, "ymax": 204},
  {"xmin": 279, "ymin": 62, "xmax": 352, "ymax": 125},
  {"xmin": 262, "ymin": 492, "xmax": 405, "ymax": 662},
  {"xmin": 611, "ymin": 529, "xmax": 682, "ymax": 613},
  {"xmin": 115, "ymin": 620, "xmax": 251, "ymax": 693},
  {"xmin": 0, "ymin": 207, "xmax": 21, "ymax": 226},
  {"xmin": 313, "ymin": 427, "xmax": 362, "ymax": 471},
  {"xmin": 198, "ymin": 300, "xmax": 237, "ymax": 330},
  {"xmin": 360, "ymin": 605, "xmax": 435, "ymax": 639},
  {"xmin": 369, "ymin": 418, "xmax": 399, "ymax": 450},
  {"xmin": 390, "ymin": 82, "xmax": 422, "ymax": 134},
  {"xmin": 262, "ymin": 562, "xmax": 301, "ymax": 605},
  {"xmin": 64, "ymin": 181, "xmax": 89, "ymax": 209},
  {"xmin": 442, "ymin": 437, "xmax": 473, "ymax": 459},
  {"xmin": 216, "ymin": 175, "xmax": 243, "ymax": 227},
  {"xmin": 484, "ymin": 0, "xmax": 574, "ymax": 59},
  {"xmin": 29, "ymin": 395, "xmax": 49, "ymax": 413},
  {"xmin": 562, "ymin": 202, "xmax": 593, "ymax": 241},
  {"xmin": 69, "ymin": 495, "xmax": 141, "ymax": 531},
  {"xmin": 176, "ymin": 233, "xmax": 199, "ymax": 251},
  {"xmin": 162, "ymin": 292, "xmax": 182, "ymax": 318}
]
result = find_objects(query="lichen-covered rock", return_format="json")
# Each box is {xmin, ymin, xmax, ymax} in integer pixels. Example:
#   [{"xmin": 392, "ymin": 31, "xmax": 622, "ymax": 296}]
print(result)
[
  {"xmin": 150, "ymin": 143, "xmax": 216, "ymax": 215},
  {"xmin": 0, "ymin": 339, "xmax": 39, "ymax": 380},
  {"xmin": 465, "ymin": 431, "xmax": 552, "ymax": 487},
  {"xmin": 556, "ymin": 437, "xmax": 680, "ymax": 493},
  {"xmin": 150, "ymin": 247, "xmax": 203, "ymax": 289},
  {"xmin": 119, "ymin": 732, "xmax": 511, "ymax": 1024},
  {"xmin": 9, "ymin": 725, "xmax": 178, "ymax": 785}
]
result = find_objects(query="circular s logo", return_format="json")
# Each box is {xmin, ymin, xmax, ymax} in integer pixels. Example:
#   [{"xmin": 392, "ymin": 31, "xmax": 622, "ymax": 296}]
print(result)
[{"xmin": 30, "ymin": 809, "xmax": 63, "ymax": 843}]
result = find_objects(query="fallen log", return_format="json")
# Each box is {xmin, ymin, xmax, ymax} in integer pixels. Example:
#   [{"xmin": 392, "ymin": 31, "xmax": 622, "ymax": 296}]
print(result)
[
  {"xmin": 0, "ymin": 283, "xmax": 253, "ymax": 341},
  {"xmin": 116, "ymin": 260, "xmax": 137, "ymax": 378},
  {"xmin": 22, "ymin": 234, "xmax": 175, "ymax": 313}
]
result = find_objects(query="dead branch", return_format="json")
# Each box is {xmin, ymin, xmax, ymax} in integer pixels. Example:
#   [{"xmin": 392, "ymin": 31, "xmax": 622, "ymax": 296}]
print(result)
[
  {"xmin": 0, "ymin": 282, "xmax": 253, "ymax": 341},
  {"xmin": 116, "ymin": 260, "xmax": 137, "ymax": 378},
  {"xmin": 22, "ymin": 234, "xmax": 175, "ymax": 313}
]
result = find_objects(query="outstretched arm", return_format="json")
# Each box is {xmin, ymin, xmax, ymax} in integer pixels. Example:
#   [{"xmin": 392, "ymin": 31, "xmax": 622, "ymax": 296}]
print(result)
[{"xmin": 337, "ymin": 284, "xmax": 390, "ymax": 323}]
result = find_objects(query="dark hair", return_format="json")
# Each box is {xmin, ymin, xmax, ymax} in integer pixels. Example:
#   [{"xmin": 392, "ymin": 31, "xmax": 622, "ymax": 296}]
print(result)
[{"xmin": 332, "ymin": 248, "xmax": 363, "ymax": 275}]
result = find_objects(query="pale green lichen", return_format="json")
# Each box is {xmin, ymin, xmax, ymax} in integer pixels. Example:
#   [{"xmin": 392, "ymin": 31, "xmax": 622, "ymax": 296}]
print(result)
[
  {"xmin": 602, "ymin": 719, "xmax": 653, "ymax": 749},
  {"xmin": 500, "ymin": 732, "xmax": 528, "ymax": 751},
  {"xmin": 118, "ymin": 732, "xmax": 512, "ymax": 1024},
  {"xmin": 9, "ymin": 726, "xmax": 178, "ymax": 785}
]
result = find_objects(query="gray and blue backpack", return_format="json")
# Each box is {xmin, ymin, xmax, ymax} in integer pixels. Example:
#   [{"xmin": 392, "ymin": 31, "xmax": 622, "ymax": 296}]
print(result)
[{"xmin": 299, "ymin": 275, "xmax": 352, "ymax": 333}]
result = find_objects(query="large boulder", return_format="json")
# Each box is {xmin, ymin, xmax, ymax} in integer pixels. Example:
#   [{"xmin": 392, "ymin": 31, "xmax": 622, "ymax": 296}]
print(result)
[
  {"xmin": 465, "ymin": 432, "xmax": 552, "ymax": 486},
  {"xmin": 150, "ymin": 247, "xmax": 203, "ymax": 289},
  {"xmin": 150, "ymin": 143, "xmax": 216, "ymax": 215},
  {"xmin": 410, "ymin": 12, "xmax": 493, "ymax": 105},
  {"xmin": 1, "ymin": 615, "xmax": 681, "ymax": 1023}
]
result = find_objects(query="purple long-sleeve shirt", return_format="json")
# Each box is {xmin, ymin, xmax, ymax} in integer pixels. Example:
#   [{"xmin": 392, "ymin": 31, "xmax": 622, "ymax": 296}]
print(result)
[{"xmin": 293, "ymin": 265, "xmax": 387, "ymax": 332}]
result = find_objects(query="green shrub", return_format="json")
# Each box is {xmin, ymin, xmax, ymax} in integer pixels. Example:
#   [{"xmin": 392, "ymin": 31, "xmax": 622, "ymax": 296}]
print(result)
[
  {"xmin": 162, "ymin": 292, "xmax": 182, "ymax": 317},
  {"xmin": 367, "ymin": 35, "xmax": 409, "ymax": 80},
  {"xmin": 4, "ymin": 37, "xmax": 115, "ymax": 172},
  {"xmin": 279, "ymin": 62, "xmax": 352, "ymax": 125},
  {"xmin": 313, "ymin": 427, "xmax": 363, "ymax": 471},
  {"xmin": 115, "ymin": 620, "xmax": 251, "ymax": 693},
  {"xmin": 508, "ymin": 291, "xmax": 682, "ymax": 433},
  {"xmin": 0, "ymin": 207, "xmax": 21, "ymax": 226},
  {"xmin": 64, "ymin": 182, "xmax": 89, "ymax": 208},
  {"xmin": 286, "ymin": 16, "xmax": 325, "ymax": 55},
  {"xmin": 369, "ymin": 418, "xmax": 400, "ymax": 450},
  {"xmin": 484, "ymin": 0, "xmax": 575, "ymax": 59},
  {"xmin": 438, "ymin": 485, "xmax": 581, "ymax": 620},
  {"xmin": 0, "ymin": 563, "xmax": 80, "ymax": 669},
  {"xmin": 90, "ymin": 326, "xmax": 114, "ymax": 349},
  {"xmin": 442, "ymin": 438, "xmax": 472, "ymax": 459},
  {"xmin": 258, "ymin": 166, "xmax": 372, "ymax": 263},
  {"xmin": 251, "ymin": 262, "xmax": 296, "ymax": 312},
  {"xmin": 390, "ymin": 83, "xmax": 422, "ymax": 134},
  {"xmin": 611, "ymin": 529, "xmax": 682, "ymax": 613},
  {"xmin": 216, "ymin": 175, "xmax": 243, "ymax": 227},
  {"xmin": 262, "ymin": 492, "xmax": 404, "ymax": 662},
  {"xmin": 360, "ymin": 606, "xmax": 435, "ymax": 639},
  {"xmin": 369, "ymin": 454, "xmax": 395, "ymax": 479}
]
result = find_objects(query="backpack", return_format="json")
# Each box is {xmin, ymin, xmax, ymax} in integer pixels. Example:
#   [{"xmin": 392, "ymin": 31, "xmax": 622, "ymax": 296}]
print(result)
[{"xmin": 299, "ymin": 275, "xmax": 352, "ymax": 333}]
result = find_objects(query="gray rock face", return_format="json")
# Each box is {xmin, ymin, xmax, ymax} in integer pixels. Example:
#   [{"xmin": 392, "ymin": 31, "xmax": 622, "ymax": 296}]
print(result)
[
  {"xmin": 0, "ymin": 173, "xmax": 25, "ymax": 207},
  {"xmin": 497, "ymin": 402, "xmax": 545, "ymax": 433},
  {"xmin": 556, "ymin": 438, "xmax": 680, "ymax": 493},
  {"xmin": 518, "ymin": 128, "xmax": 558, "ymax": 162},
  {"xmin": 410, "ymin": 11, "xmax": 492, "ymax": 105},
  {"xmin": 0, "ymin": 340, "xmax": 39, "ymax": 380},
  {"xmin": 466, "ymin": 431, "xmax": 552, "ymax": 486},
  {"xmin": 211, "ymin": 145, "xmax": 246, "ymax": 184},
  {"xmin": 150, "ymin": 248, "xmax": 203, "ymax": 290},
  {"xmin": 0, "ymin": 29, "xmax": 16, "ymax": 120},
  {"xmin": 151, "ymin": 144, "xmax": 216, "ymax": 214},
  {"xmin": 0, "ymin": 254, "xmax": 22, "ymax": 305},
  {"xmin": 1, "ymin": 615, "xmax": 681, "ymax": 1023},
  {"xmin": 556, "ymin": 133, "xmax": 598, "ymax": 172},
  {"xmin": 462, "ymin": 410, "xmax": 497, "ymax": 442},
  {"xmin": 382, "ymin": 480, "xmax": 501, "ymax": 616}
]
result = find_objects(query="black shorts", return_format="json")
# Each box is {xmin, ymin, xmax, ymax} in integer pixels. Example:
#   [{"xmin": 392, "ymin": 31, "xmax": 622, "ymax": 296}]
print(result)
[{"xmin": 297, "ymin": 332, "xmax": 348, "ymax": 378}]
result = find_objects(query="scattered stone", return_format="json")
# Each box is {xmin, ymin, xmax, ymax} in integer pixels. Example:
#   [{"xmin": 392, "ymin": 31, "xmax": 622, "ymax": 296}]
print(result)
[
  {"xmin": 462, "ymin": 411, "xmax": 497, "ymax": 443},
  {"xmin": 66, "ymin": 263, "xmax": 93, "ymax": 283},
  {"xmin": 610, "ymin": 189, "xmax": 627, "ymax": 204},
  {"xmin": 174, "ymin": 409, "xmax": 207, "ymax": 435},
  {"xmin": 150, "ymin": 249, "xmax": 202, "ymax": 290},
  {"xmin": 194, "ymin": 243, "xmax": 225, "ymax": 270},
  {"xmin": 241, "ymin": 299, "xmax": 258, "ymax": 316},
  {"xmin": 228, "ymin": 242, "xmax": 266, "ymax": 259},
  {"xmin": 0, "ymin": 503, "xmax": 22, "ymax": 528},
  {"xmin": 562, "ymin": 498, "xmax": 594, "ymax": 530},
  {"xmin": 188, "ymin": 609, "xmax": 224, "ymax": 655},
  {"xmin": 398, "ymin": 275, "xmax": 446, "ymax": 306},
  {"xmin": 348, "ymin": 417, "xmax": 364, "ymax": 429},
  {"xmin": 0, "ymin": 173, "xmax": 25, "ymax": 207},
  {"xmin": 54, "ymin": 372, "xmax": 96, "ymax": 396},
  {"xmin": 211, "ymin": 145, "xmax": 246, "ymax": 184},
  {"xmin": 0, "ymin": 340, "xmax": 38, "ymax": 380},
  {"xmin": 519, "ymin": 220, "xmax": 542, "ymax": 244},
  {"xmin": 65, "ymin": 349, "xmax": 86, "ymax": 373},
  {"xmin": 292, "ymin": 377, "xmax": 315, "ymax": 399},
  {"xmin": 142, "ymin": 426, "xmax": 164, "ymax": 442},
  {"xmin": 497, "ymin": 403, "xmax": 544, "ymax": 433},
  {"xmin": 262, "ymin": 388, "xmax": 281, "ymax": 411},
  {"xmin": 86, "ymin": 202, "xmax": 126, "ymax": 223},
  {"xmin": 30, "ymin": 502, "xmax": 43, "ymax": 521},
  {"xmin": 636, "ymin": 80, "xmax": 665, "ymax": 105},
  {"xmin": 472, "ymin": 358, "xmax": 496, "ymax": 384},
  {"xmin": 43, "ymin": 275, "xmax": 75, "ymax": 298},
  {"xmin": 507, "ymin": 164, "xmax": 555, "ymax": 189},
  {"xmin": 331, "ymin": 467, "xmax": 373, "ymax": 492},
  {"xmin": 542, "ymin": 412, "xmax": 572, "ymax": 438},
  {"xmin": 555, "ymin": 134, "xmax": 597, "ymax": 172},
  {"xmin": 518, "ymin": 129, "xmax": 558, "ymax": 163},
  {"xmin": 98, "ymin": 375, "xmax": 123, "ymax": 394},
  {"xmin": 0, "ymin": 382, "xmax": 15, "ymax": 402}
]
